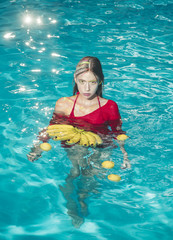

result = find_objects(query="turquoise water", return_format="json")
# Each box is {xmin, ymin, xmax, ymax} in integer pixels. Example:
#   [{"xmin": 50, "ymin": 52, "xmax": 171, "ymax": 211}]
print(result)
[{"xmin": 0, "ymin": 0, "xmax": 173, "ymax": 239}]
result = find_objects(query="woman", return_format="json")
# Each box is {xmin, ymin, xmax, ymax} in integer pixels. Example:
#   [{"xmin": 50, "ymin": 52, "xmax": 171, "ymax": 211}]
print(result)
[{"xmin": 27, "ymin": 56, "xmax": 130, "ymax": 227}]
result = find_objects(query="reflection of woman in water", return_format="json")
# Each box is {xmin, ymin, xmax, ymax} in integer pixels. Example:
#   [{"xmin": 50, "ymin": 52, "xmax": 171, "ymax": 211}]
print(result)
[{"xmin": 27, "ymin": 56, "xmax": 131, "ymax": 228}]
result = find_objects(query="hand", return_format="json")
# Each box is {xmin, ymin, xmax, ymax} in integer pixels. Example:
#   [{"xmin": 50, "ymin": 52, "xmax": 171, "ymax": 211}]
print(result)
[
  {"xmin": 27, "ymin": 144, "xmax": 43, "ymax": 162},
  {"xmin": 121, "ymin": 159, "xmax": 131, "ymax": 169},
  {"xmin": 27, "ymin": 152, "xmax": 42, "ymax": 162}
]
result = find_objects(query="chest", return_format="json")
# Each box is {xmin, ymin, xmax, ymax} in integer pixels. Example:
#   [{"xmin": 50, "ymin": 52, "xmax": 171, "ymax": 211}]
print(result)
[{"xmin": 72, "ymin": 102, "xmax": 100, "ymax": 117}]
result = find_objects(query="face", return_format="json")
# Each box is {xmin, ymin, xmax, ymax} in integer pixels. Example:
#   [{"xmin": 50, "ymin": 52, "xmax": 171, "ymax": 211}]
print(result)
[{"xmin": 75, "ymin": 71, "xmax": 99, "ymax": 99}]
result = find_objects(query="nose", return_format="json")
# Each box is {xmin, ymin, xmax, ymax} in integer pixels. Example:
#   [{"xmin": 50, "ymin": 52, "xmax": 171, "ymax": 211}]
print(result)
[{"xmin": 85, "ymin": 82, "xmax": 90, "ymax": 91}]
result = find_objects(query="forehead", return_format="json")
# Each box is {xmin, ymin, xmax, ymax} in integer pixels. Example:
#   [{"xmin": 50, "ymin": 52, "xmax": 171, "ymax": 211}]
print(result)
[{"xmin": 77, "ymin": 71, "xmax": 96, "ymax": 80}]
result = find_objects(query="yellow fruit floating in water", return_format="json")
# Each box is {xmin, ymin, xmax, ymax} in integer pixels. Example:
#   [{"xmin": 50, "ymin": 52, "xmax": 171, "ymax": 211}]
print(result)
[
  {"xmin": 40, "ymin": 143, "xmax": 52, "ymax": 151},
  {"xmin": 116, "ymin": 134, "xmax": 129, "ymax": 141},
  {"xmin": 101, "ymin": 161, "xmax": 115, "ymax": 169},
  {"xmin": 108, "ymin": 174, "xmax": 121, "ymax": 182}
]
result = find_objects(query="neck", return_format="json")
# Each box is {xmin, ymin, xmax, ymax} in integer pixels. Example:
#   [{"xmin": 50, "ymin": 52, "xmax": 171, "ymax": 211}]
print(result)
[{"xmin": 78, "ymin": 93, "xmax": 98, "ymax": 106}]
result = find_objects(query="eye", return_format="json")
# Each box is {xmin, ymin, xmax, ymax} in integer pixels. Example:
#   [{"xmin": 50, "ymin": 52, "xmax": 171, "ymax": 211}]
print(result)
[
  {"xmin": 78, "ymin": 79, "xmax": 85, "ymax": 84},
  {"xmin": 90, "ymin": 81, "xmax": 97, "ymax": 85}
]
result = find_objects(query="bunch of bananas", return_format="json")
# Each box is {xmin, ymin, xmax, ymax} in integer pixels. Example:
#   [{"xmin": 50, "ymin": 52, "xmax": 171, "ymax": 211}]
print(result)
[{"xmin": 46, "ymin": 124, "xmax": 103, "ymax": 147}]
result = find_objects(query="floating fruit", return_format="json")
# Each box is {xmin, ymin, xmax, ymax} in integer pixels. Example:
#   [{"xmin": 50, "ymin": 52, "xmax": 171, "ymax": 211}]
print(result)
[
  {"xmin": 116, "ymin": 134, "xmax": 129, "ymax": 141},
  {"xmin": 40, "ymin": 143, "xmax": 52, "ymax": 151},
  {"xmin": 108, "ymin": 174, "xmax": 121, "ymax": 182},
  {"xmin": 102, "ymin": 161, "xmax": 115, "ymax": 169},
  {"xmin": 46, "ymin": 124, "xmax": 103, "ymax": 147}
]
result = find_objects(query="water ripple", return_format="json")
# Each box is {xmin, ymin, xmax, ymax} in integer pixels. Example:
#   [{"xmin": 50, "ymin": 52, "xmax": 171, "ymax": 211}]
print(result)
[{"xmin": 0, "ymin": 0, "xmax": 173, "ymax": 238}]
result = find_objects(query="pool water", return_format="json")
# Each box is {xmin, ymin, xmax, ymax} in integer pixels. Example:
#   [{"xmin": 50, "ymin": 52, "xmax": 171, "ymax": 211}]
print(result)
[{"xmin": 0, "ymin": 0, "xmax": 173, "ymax": 239}]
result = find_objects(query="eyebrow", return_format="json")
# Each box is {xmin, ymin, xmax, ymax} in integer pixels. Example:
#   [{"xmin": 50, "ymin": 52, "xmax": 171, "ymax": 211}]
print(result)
[{"xmin": 78, "ymin": 79, "xmax": 97, "ymax": 81}]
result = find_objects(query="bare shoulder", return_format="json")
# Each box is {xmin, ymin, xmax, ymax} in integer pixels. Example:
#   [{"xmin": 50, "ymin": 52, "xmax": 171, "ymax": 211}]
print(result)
[{"xmin": 55, "ymin": 96, "xmax": 75, "ymax": 115}]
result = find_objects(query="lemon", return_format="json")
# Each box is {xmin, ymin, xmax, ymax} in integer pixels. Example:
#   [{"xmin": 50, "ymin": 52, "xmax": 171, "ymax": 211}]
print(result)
[
  {"xmin": 40, "ymin": 143, "xmax": 52, "ymax": 151},
  {"xmin": 102, "ymin": 161, "xmax": 115, "ymax": 169},
  {"xmin": 108, "ymin": 174, "xmax": 121, "ymax": 182},
  {"xmin": 116, "ymin": 134, "xmax": 129, "ymax": 141}
]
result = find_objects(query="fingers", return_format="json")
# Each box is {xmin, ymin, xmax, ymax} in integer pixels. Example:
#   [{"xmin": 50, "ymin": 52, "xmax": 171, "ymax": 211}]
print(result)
[
  {"xmin": 27, "ymin": 152, "xmax": 41, "ymax": 162},
  {"xmin": 27, "ymin": 143, "xmax": 43, "ymax": 162}
]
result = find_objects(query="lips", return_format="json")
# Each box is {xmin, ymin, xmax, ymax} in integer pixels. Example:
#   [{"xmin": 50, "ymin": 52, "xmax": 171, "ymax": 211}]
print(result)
[{"xmin": 83, "ymin": 93, "xmax": 91, "ymax": 96}]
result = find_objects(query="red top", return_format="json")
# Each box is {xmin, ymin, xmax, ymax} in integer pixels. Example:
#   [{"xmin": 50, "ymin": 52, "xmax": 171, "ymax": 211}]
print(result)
[{"xmin": 49, "ymin": 94, "xmax": 124, "ymax": 138}]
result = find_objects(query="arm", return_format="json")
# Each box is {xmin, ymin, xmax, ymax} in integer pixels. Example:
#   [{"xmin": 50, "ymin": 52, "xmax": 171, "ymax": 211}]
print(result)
[
  {"xmin": 117, "ymin": 140, "xmax": 131, "ymax": 169},
  {"xmin": 107, "ymin": 101, "xmax": 131, "ymax": 169},
  {"xmin": 111, "ymin": 122, "xmax": 131, "ymax": 169},
  {"xmin": 27, "ymin": 128, "xmax": 49, "ymax": 162},
  {"xmin": 27, "ymin": 97, "xmax": 68, "ymax": 162}
]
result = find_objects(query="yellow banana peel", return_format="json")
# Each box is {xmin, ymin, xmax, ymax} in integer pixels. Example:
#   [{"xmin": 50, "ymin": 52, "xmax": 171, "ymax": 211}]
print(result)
[{"xmin": 46, "ymin": 124, "xmax": 103, "ymax": 147}]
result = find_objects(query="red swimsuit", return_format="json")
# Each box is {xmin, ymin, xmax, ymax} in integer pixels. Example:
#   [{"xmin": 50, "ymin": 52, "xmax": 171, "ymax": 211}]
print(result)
[{"xmin": 49, "ymin": 94, "xmax": 124, "ymax": 139}]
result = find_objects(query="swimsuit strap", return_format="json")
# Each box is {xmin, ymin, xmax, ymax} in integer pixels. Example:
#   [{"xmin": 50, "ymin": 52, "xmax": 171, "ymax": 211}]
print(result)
[
  {"xmin": 70, "ymin": 93, "xmax": 79, "ymax": 118},
  {"xmin": 97, "ymin": 95, "xmax": 101, "ymax": 108},
  {"xmin": 70, "ymin": 93, "xmax": 104, "ymax": 119}
]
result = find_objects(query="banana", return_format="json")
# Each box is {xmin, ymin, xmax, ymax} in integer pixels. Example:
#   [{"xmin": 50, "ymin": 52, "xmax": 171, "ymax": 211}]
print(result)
[
  {"xmin": 79, "ymin": 132, "xmax": 89, "ymax": 147},
  {"xmin": 74, "ymin": 127, "xmax": 84, "ymax": 133},
  {"xmin": 47, "ymin": 129, "xmax": 76, "ymax": 137},
  {"xmin": 47, "ymin": 124, "xmax": 74, "ymax": 130},
  {"xmin": 48, "ymin": 132, "xmax": 69, "ymax": 137},
  {"xmin": 85, "ymin": 131, "xmax": 103, "ymax": 145},
  {"xmin": 52, "ymin": 131, "xmax": 77, "ymax": 141},
  {"xmin": 65, "ymin": 132, "xmax": 81, "ymax": 145},
  {"xmin": 47, "ymin": 124, "xmax": 103, "ymax": 147},
  {"xmin": 46, "ymin": 129, "xmax": 67, "ymax": 134},
  {"xmin": 84, "ymin": 132, "xmax": 97, "ymax": 147}
]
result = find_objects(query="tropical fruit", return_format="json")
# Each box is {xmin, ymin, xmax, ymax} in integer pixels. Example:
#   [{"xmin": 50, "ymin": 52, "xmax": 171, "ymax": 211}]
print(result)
[{"xmin": 46, "ymin": 124, "xmax": 102, "ymax": 147}]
